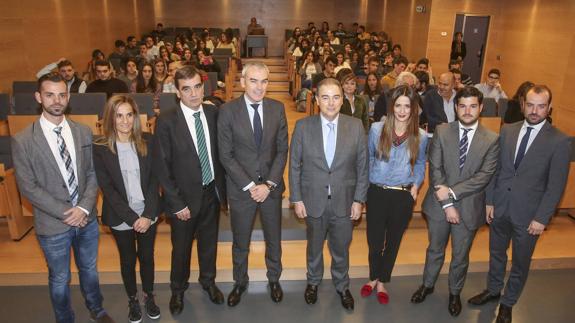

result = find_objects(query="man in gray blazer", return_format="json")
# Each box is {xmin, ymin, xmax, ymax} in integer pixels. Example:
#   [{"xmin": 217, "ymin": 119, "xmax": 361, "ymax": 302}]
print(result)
[
  {"xmin": 468, "ymin": 85, "xmax": 571, "ymax": 323},
  {"xmin": 289, "ymin": 78, "xmax": 369, "ymax": 310},
  {"xmin": 411, "ymin": 87, "xmax": 499, "ymax": 317},
  {"xmin": 218, "ymin": 61, "xmax": 289, "ymax": 306},
  {"xmin": 11, "ymin": 74, "xmax": 114, "ymax": 323}
]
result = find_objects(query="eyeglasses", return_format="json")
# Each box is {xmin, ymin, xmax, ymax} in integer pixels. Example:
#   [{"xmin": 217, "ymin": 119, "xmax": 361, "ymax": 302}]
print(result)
[{"xmin": 488, "ymin": 75, "xmax": 500, "ymax": 80}]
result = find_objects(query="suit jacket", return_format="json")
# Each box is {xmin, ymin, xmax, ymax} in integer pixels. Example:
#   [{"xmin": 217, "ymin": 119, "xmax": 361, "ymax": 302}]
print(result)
[
  {"xmin": 423, "ymin": 121, "xmax": 499, "ymax": 230},
  {"xmin": 152, "ymin": 103, "xmax": 226, "ymax": 216},
  {"xmin": 93, "ymin": 134, "xmax": 160, "ymax": 227},
  {"xmin": 289, "ymin": 114, "xmax": 369, "ymax": 218},
  {"xmin": 486, "ymin": 121, "xmax": 571, "ymax": 226},
  {"xmin": 423, "ymin": 90, "xmax": 454, "ymax": 133},
  {"xmin": 218, "ymin": 95, "xmax": 288, "ymax": 199},
  {"xmin": 341, "ymin": 94, "xmax": 369, "ymax": 132},
  {"xmin": 11, "ymin": 119, "xmax": 99, "ymax": 236}
]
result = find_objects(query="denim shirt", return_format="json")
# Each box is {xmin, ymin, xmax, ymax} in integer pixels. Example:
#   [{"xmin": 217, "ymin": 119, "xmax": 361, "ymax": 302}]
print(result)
[{"xmin": 368, "ymin": 121, "xmax": 428, "ymax": 187}]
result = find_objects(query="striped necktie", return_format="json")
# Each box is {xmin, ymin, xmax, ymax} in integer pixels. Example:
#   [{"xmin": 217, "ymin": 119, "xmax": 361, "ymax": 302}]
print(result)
[
  {"xmin": 193, "ymin": 112, "xmax": 213, "ymax": 185},
  {"xmin": 53, "ymin": 127, "xmax": 78, "ymax": 205},
  {"xmin": 459, "ymin": 128, "xmax": 472, "ymax": 170}
]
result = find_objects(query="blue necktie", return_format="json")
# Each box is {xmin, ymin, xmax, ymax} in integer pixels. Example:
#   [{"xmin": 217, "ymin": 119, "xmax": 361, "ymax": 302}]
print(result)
[
  {"xmin": 53, "ymin": 127, "xmax": 78, "ymax": 206},
  {"xmin": 514, "ymin": 126, "xmax": 533, "ymax": 169},
  {"xmin": 325, "ymin": 123, "xmax": 336, "ymax": 167},
  {"xmin": 250, "ymin": 103, "xmax": 263, "ymax": 149},
  {"xmin": 459, "ymin": 128, "xmax": 472, "ymax": 170}
]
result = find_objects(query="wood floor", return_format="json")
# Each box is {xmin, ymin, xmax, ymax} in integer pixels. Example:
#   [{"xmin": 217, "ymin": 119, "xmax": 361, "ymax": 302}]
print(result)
[{"xmin": 1, "ymin": 57, "xmax": 574, "ymax": 286}]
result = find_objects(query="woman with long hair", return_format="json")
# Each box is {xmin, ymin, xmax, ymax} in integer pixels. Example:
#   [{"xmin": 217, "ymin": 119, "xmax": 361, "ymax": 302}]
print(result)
[
  {"xmin": 130, "ymin": 62, "xmax": 161, "ymax": 110},
  {"xmin": 503, "ymin": 81, "xmax": 534, "ymax": 124},
  {"xmin": 298, "ymin": 51, "xmax": 322, "ymax": 89},
  {"xmin": 93, "ymin": 95, "xmax": 161, "ymax": 322},
  {"xmin": 153, "ymin": 58, "xmax": 168, "ymax": 84},
  {"xmin": 362, "ymin": 72, "xmax": 383, "ymax": 121},
  {"xmin": 361, "ymin": 85, "xmax": 427, "ymax": 304}
]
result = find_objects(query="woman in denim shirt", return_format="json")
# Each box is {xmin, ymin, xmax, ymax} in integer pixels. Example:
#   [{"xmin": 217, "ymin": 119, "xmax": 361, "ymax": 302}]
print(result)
[{"xmin": 361, "ymin": 85, "xmax": 428, "ymax": 304}]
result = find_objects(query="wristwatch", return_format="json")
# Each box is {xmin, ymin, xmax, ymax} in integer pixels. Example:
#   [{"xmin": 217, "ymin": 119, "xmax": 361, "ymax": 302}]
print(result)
[{"xmin": 265, "ymin": 182, "xmax": 276, "ymax": 192}]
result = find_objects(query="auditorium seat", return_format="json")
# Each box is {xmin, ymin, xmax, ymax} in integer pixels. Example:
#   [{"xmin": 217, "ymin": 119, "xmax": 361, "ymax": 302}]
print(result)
[
  {"xmin": 479, "ymin": 117, "xmax": 501, "ymax": 133},
  {"xmin": 121, "ymin": 93, "xmax": 155, "ymax": 117},
  {"xmin": 13, "ymin": 93, "xmax": 41, "ymax": 115},
  {"xmin": 12, "ymin": 81, "xmax": 37, "ymax": 94},
  {"xmin": 205, "ymin": 72, "xmax": 219, "ymax": 97},
  {"xmin": 481, "ymin": 97, "xmax": 497, "ymax": 117},
  {"xmin": 159, "ymin": 93, "xmax": 178, "ymax": 111},
  {"xmin": 68, "ymin": 93, "xmax": 107, "ymax": 117},
  {"xmin": 213, "ymin": 48, "xmax": 233, "ymax": 57},
  {"xmin": 0, "ymin": 93, "xmax": 10, "ymax": 120},
  {"xmin": 498, "ymin": 98, "xmax": 508, "ymax": 118}
]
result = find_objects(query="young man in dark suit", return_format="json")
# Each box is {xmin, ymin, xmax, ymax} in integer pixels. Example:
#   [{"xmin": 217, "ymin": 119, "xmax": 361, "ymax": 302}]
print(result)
[
  {"xmin": 218, "ymin": 61, "xmax": 289, "ymax": 307},
  {"xmin": 153, "ymin": 66, "xmax": 227, "ymax": 315},
  {"xmin": 468, "ymin": 85, "xmax": 572, "ymax": 323}
]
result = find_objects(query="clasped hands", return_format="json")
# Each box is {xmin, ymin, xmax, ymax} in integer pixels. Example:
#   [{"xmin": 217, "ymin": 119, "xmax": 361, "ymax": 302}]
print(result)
[
  {"xmin": 434, "ymin": 184, "xmax": 460, "ymax": 224},
  {"xmin": 293, "ymin": 201, "xmax": 363, "ymax": 221},
  {"xmin": 250, "ymin": 184, "xmax": 270, "ymax": 203}
]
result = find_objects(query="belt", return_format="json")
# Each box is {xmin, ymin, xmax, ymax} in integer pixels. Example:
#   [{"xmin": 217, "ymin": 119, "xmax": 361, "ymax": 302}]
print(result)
[{"xmin": 373, "ymin": 183, "xmax": 413, "ymax": 192}]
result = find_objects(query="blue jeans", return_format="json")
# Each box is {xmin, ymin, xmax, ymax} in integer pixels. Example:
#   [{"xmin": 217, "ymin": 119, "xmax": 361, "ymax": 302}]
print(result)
[{"xmin": 37, "ymin": 219, "xmax": 104, "ymax": 323}]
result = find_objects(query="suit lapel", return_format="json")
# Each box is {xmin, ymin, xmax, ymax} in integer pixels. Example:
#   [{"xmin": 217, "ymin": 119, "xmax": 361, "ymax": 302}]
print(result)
[
  {"xmin": 175, "ymin": 107, "xmax": 201, "ymax": 164},
  {"xmin": 31, "ymin": 121, "xmax": 62, "ymax": 176},
  {"xmin": 110, "ymin": 142, "xmax": 129, "ymax": 196},
  {"xmin": 204, "ymin": 105, "xmax": 218, "ymax": 161},
  {"xmin": 508, "ymin": 122, "xmax": 523, "ymax": 165},
  {"xmin": 331, "ymin": 115, "xmax": 346, "ymax": 170},
  {"xmin": 313, "ymin": 116, "xmax": 330, "ymax": 170},
  {"xmin": 68, "ymin": 121, "xmax": 83, "ymax": 190},
  {"xmin": 461, "ymin": 125, "xmax": 486, "ymax": 175},
  {"xmin": 262, "ymin": 98, "xmax": 273, "ymax": 150}
]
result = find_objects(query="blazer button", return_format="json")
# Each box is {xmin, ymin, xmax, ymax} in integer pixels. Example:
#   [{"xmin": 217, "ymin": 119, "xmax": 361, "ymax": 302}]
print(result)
[
  {"xmin": 66, "ymin": 199, "xmax": 70, "ymax": 203},
  {"xmin": 325, "ymin": 186, "xmax": 328, "ymax": 189},
  {"xmin": 507, "ymin": 188, "xmax": 511, "ymax": 192},
  {"xmin": 328, "ymin": 171, "xmax": 332, "ymax": 174},
  {"xmin": 62, "ymin": 185, "xmax": 66, "ymax": 188}
]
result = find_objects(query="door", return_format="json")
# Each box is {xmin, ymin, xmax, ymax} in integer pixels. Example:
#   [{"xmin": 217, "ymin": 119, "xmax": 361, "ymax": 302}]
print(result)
[{"xmin": 453, "ymin": 15, "xmax": 490, "ymax": 84}]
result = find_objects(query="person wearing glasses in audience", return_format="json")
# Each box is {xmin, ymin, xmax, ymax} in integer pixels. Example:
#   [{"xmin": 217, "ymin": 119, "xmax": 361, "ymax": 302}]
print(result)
[
  {"xmin": 361, "ymin": 85, "xmax": 427, "ymax": 305},
  {"xmin": 93, "ymin": 95, "xmax": 161, "ymax": 323},
  {"xmin": 475, "ymin": 68, "xmax": 508, "ymax": 102}
]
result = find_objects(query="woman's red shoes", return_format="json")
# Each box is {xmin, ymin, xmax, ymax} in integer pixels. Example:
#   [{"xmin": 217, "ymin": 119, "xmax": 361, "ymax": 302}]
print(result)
[
  {"xmin": 360, "ymin": 284, "xmax": 373, "ymax": 297},
  {"xmin": 377, "ymin": 291, "xmax": 390, "ymax": 304}
]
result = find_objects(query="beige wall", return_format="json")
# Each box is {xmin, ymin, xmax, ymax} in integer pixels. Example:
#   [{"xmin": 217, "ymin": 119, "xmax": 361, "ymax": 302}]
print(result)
[
  {"xmin": 426, "ymin": 0, "xmax": 575, "ymax": 134},
  {"xmin": 0, "ymin": 0, "xmax": 154, "ymax": 93}
]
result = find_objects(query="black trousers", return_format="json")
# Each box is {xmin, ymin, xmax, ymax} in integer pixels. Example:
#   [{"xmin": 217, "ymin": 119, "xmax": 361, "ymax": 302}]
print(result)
[
  {"xmin": 111, "ymin": 223, "xmax": 158, "ymax": 297},
  {"xmin": 170, "ymin": 182, "xmax": 220, "ymax": 293},
  {"xmin": 366, "ymin": 184, "xmax": 414, "ymax": 282}
]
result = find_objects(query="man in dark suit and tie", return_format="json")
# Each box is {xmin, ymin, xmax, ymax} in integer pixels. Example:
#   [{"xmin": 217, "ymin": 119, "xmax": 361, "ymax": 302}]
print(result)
[
  {"xmin": 11, "ymin": 74, "xmax": 114, "ymax": 323},
  {"xmin": 421, "ymin": 72, "xmax": 457, "ymax": 133},
  {"xmin": 218, "ymin": 61, "xmax": 289, "ymax": 306},
  {"xmin": 411, "ymin": 87, "xmax": 499, "ymax": 317},
  {"xmin": 289, "ymin": 78, "xmax": 369, "ymax": 310},
  {"xmin": 468, "ymin": 85, "xmax": 572, "ymax": 323},
  {"xmin": 153, "ymin": 66, "xmax": 227, "ymax": 315}
]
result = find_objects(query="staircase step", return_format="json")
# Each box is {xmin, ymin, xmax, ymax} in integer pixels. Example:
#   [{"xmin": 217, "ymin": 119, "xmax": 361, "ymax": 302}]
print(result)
[
  {"xmin": 235, "ymin": 73, "xmax": 288, "ymax": 82},
  {"xmin": 243, "ymin": 57, "xmax": 285, "ymax": 66}
]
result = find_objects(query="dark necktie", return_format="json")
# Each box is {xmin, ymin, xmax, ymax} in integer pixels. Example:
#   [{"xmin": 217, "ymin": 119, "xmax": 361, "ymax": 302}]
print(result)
[
  {"xmin": 459, "ymin": 128, "xmax": 472, "ymax": 170},
  {"xmin": 53, "ymin": 127, "xmax": 79, "ymax": 205},
  {"xmin": 250, "ymin": 103, "xmax": 263, "ymax": 149},
  {"xmin": 514, "ymin": 126, "xmax": 533, "ymax": 169},
  {"xmin": 193, "ymin": 112, "xmax": 213, "ymax": 185}
]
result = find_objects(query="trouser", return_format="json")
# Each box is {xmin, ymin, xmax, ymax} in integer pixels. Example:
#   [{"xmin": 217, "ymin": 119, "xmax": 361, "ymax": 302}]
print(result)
[
  {"xmin": 366, "ymin": 185, "xmax": 414, "ymax": 282},
  {"xmin": 37, "ymin": 219, "xmax": 104, "ymax": 323},
  {"xmin": 422, "ymin": 215, "xmax": 477, "ymax": 295},
  {"xmin": 305, "ymin": 199, "xmax": 353, "ymax": 292},
  {"xmin": 487, "ymin": 213, "xmax": 539, "ymax": 306},
  {"xmin": 111, "ymin": 223, "xmax": 157, "ymax": 297},
  {"xmin": 229, "ymin": 193, "xmax": 282, "ymax": 286},
  {"xmin": 170, "ymin": 182, "xmax": 220, "ymax": 293}
]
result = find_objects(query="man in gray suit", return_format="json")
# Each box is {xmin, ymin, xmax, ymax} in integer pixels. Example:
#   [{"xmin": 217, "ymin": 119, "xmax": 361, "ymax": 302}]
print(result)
[
  {"xmin": 468, "ymin": 85, "xmax": 572, "ymax": 323},
  {"xmin": 218, "ymin": 61, "xmax": 289, "ymax": 306},
  {"xmin": 11, "ymin": 74, "xmax": 114, "ymax": 323},
  {"xmin": 411, "ymin": 86, "xmax": 499, "ymax": 317},
  {"xmin": 289, "ymin": 78, "xmax": 369, "ymax": 310}
]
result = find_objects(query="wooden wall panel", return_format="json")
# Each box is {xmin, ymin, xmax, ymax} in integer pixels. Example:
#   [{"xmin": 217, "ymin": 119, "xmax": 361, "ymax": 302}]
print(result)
[{"xmin": 0, "ymin": 0, "xmax": 155, "ymax": 93}]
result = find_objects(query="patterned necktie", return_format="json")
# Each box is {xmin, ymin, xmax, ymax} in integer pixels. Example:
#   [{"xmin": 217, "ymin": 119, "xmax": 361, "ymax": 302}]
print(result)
[
  {"xmin": 325, "ymin": 123, "xmax": 336, "ymax": 167},
  {"xmin": 53, "ymin": 127, "xmax": 78, "ymax": 205},
  {"xmin": 514, "ymin": 126, "xmax": 533, "ymax": 170},
  {"xmin": 250, "ymin": 103, "xmax": 263, "ymax": 149},
  {"xmin": 459, "ymin": 128, "xmax": 472, "ymax": 170},
  {"xmin": 193, "ymin": 112, "xmax": 213, "ymax": 185}
]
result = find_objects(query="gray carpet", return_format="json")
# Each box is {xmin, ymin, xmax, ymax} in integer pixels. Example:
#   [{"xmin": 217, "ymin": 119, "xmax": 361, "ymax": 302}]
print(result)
[{"xmin": 0, "ymin": 269, "xmax": 573, "ymax": 323}]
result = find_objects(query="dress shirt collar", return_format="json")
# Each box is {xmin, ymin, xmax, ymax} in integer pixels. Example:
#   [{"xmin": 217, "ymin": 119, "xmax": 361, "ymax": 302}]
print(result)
[
  {"xmin": 244, "ymin": 95, "xmax": 262, "ymax": 109},
  {"xmin": 180, "ymin": 101, "xmax": 204, "ymax": 117},
  {"xmin": 320, "ymin": 113, "xmax": 339, "ymax": 127},
  {"xmin": 458, "ymin": 120, "xmax": 479, "ymax": 132},
  {"xmin": 39, "ymin": 113, "xmax": 68, "ymax": 132},
  {"xmin": 521, "ymin": 119, "xmax": 546, "ymax": 132}
]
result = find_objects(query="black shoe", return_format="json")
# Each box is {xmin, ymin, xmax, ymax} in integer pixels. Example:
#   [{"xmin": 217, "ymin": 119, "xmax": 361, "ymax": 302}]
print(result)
[
  {"xmin": 468, "ymin": 289, "xmax": 501, "ymax": 305},
  {"xmin": 128, "ymin": 296, "xmax": 142, "ymax": 323},
  {"xmin": 227, "ymin": 284, "xmax": 247, "ymax": 307},
  {"xmin": 144, "ymin": 293, "xmax": 161, "ymax": 320},
  {"xmin": 337, "ymin": 289, "xmax": 354, "ymax": 311},
  {"xmin": 304, "ymin": 284, "xmax": 318, "ymax": 305},
  {"xmin": 169, "ymin": 292, "xmax": 184, "ymax": 316},
  {"xmin": 411, "ymin": 285, "xmax": 434, "ymax": 303},
  {"xmin": 203, "ymin": 284, "xmax": 224, "ymax": 304},
  {"xmin": 269, "ymin": 282, "xmax": 283, "ymax": 303},
  {"xmin": 448, "ymin": 294, "xmax": 462, "ymax": 317},
  {"xmin": 496, "ymin": 304, "xmax": 512, "ymax": 323},
  {"xmin": 90, "ymin": 311, "xmax": 116, "ymax": 323}
]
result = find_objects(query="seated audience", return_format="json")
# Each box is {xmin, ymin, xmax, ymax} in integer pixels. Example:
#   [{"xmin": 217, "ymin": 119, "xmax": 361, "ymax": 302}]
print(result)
[
  {"xmin": 381, "ymin": 56, "xmax": 408, "ymax": 91},
  {"xmin": 504, "ymin": 81, "xmax": 534, "ymax": 124},
  {"xmin": 86, "ymin": 60, "xmax": 129, "ymax": 97},
  {"xmin": 130, "ymin": 62, "xmax": 161, "ymax": 110},
  {"xmin": 126, "ymin": 36, "xmax": 139, "ymax": 57},
  {"xmin": 36, "ymin": 58, "xmax": 87, "ymax": 93},
  {"xmin": 118, "ymin": 57, "xmax": 139, "ymax": 89},
  {"xmin": 144, "ymin": 35, "xmax": 159, "ymax": 60},
  {"xmin": 85, "ymin": 49, "xmax": 106, "ymax": 83},
  {"xmin": 299, "ymin": 51, "xmax": 322, "ymax": 89},
  {"xmin": 340, "ymin": 72, "xmax": 369, "ymax": 132},
  {"xmin": 216, "ymin": 31, "xmax": 237, "ymax": 56},
  {"xmin": 450, "ymin": 69, "xmax": 466, "ymax": 90},
  {"xmin": 448, "ymin": 60, "xmax": 473, "ymax": 85},
  {"xmin": 196, "ymin": 50, "xmax": 222, "ymax": 80},
  {"xmin": 327, "ymin": 30, "xmax": 340, "ymax": 45},
  {"xmin": 334, "ymin": 52, "xmax": 352, "ymax": 74},
  {"xmin": 153, "ymin": 58, "xmax": 168, "ymax": 85},
  {"xmin": 312, "ymin": 55, "xmax": 337, "ymax": 91},
  {"xmin": 362, "ymin": 72, "xmax": 383, "ymax": 121},
  {"xmin": 334, "ymin": 22, "xmax": 347, "ymax": 38},
  {"xmin": 475, "ymin": 68, "xmax": 508, "ymax": 101},
  {"xmin": 109, "ymin": 40, "xmax": 128, "ymax": 72},
  {"xmin": 421, "ymin": 72, "xmax": 456, "ymax": 133}
]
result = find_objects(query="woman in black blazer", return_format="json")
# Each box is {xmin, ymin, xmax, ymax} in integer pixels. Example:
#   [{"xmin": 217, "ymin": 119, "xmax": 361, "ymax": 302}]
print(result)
[
  {"xmin": 93, "ymin": 94, "xmax": 160, "ymax": 323},
  {"xmin": 450, "ymin": 32, "xmax": 467, "ymax": 61}
]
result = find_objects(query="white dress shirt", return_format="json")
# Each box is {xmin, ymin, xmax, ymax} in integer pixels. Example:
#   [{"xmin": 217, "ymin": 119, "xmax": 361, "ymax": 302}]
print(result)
[
  {"xmin": 458, "ymin": 120, "xmax": 479, "ymax": 155},
  {"xmin": 514, "ymin": 120, "xmax": 546, "ymax": 161},
  {"xmin": 242, "ymin": 96, "xmax": 265, "ymax": 191},
  {"xmin": 39, "ymin": 114, "xmax": 88, "ymax": 214},
  {"xmin": 321, "ymin": 113, "xmax": 339, "ymax": 196},
  {"xmin": 180, "ymin": 102, "xmax": 215, "ymax": 179}
]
